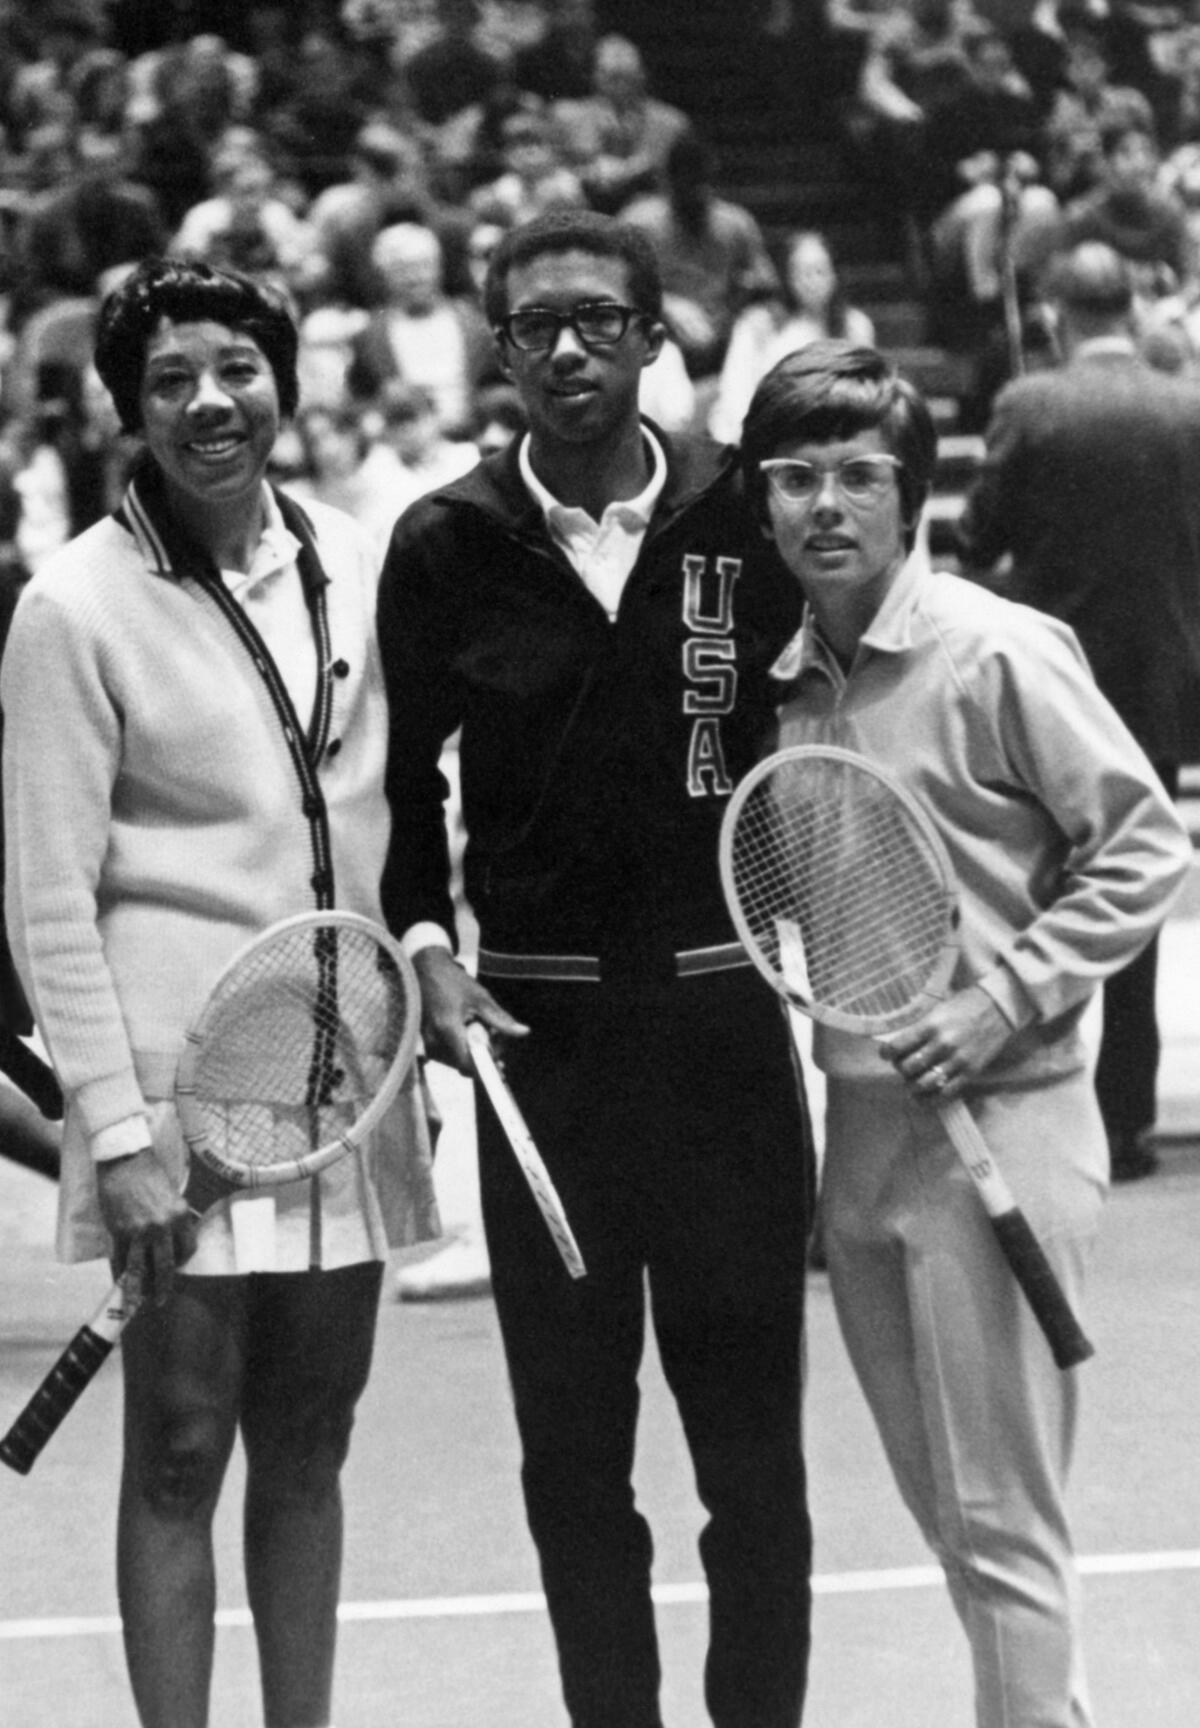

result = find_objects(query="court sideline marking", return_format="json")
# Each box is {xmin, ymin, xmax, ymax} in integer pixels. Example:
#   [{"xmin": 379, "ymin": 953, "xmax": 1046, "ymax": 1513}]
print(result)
[{"xmin": 4, "ymin": 1548, "xmax": 1199, "ymax": 1641}]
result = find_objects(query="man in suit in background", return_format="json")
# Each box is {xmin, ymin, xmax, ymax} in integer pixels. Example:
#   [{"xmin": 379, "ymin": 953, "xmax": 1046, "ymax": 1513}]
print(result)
[{"xmin": 958, "ymin": 240, "xmax": 1200, "ymax": 1180}]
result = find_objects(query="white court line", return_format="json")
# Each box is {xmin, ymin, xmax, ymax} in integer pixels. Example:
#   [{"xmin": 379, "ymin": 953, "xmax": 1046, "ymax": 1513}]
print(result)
[{"xmin": 3, "ymin": 1550, "xmax": 1200, "ymax": 1642}]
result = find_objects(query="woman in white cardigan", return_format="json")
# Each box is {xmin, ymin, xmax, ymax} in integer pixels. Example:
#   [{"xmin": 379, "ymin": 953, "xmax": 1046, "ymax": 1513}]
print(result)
[{"xmin": 1, "ymin": 258, "xmax": 438, "ymax": 1728}]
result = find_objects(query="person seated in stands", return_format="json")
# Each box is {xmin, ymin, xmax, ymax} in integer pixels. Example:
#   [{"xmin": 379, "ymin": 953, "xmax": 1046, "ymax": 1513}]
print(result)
[
  {"xmin": 170, "ymin": 126, "xmax": 315, "ymax": 285},
  {"xmin": 1042, "ymin": 24, "xmax": 1156, "ymax": 201},
  {"xmin": 1148, "ymin": 13, "xmax": 1200, "ymax": 150},
  {"xmin": 552, "ymin": 33, "xmax": 691, "ymax": 214},
  {"xmin": 923, "ymin": 25, "xmax": 1058, "ymax": 352},
  {"xmin": 254, "ymin": 23, "xmax": 377, "ymax": 199},
  {"xmin": 2, "ymin": 0, "xmax": 107, "ymax": 146},
  {"xmin": 1029, "ymin": 111, "xmax": 1195, "ymax": 298},
  {"xmin": 281, "ymin": 399, "xmax": 403, "ymax": 556},
  {"xmin": 9, "ymin": 124, "xmax": 167, "ymax": 326},
  {"xmin": 709, "ymin": 228, "xmax": 876, "ymax": 444},
  {"xmin": 468, "ymin": 379, "xmax": 527, "ymax": 459},
  {"xmin": 398, "ymin": 0, "xmax": 505, "ymax": 131},
  {"xmin": 621, "ymin": 128, "xmax": 778, "ymax": 385},
  {"xmin": 305, "ymin": 121, "xmax": 443, "ymax": 311},
  {"xmin": 841, "ymin": 0, "xmax": 981, "ymax": 187},
  {"xmin": 510, "ymin": 0, "xmax": 598, "ymax": 102},
  {"xmin": 373, "ymin": 378, "xmax": 480, "ymax": 511},
  {"xmin": 347, "ymin": 221, "xmax": 498, "ymax": 437},
  {"xmin": 467, "ymin": 102, "xmax": 586, "ymax": 227}
]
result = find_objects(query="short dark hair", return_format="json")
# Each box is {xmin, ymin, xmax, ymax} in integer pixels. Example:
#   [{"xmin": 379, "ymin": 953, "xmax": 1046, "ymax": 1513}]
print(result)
[
  {"xmin": 482, "ymin": 210, "xmax": 663, "ymax": 330},
  {"xmin": 739, "ymin": 340, "xmax": 937, "ymax": 549},
  {"xmin": 94, "ymin": 256, "xmax": 300, "ymax": 434}
]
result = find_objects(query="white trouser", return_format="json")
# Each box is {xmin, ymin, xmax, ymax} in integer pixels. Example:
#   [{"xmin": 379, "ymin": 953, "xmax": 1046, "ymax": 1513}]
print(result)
[{"xmin": 821, "ymin": 1070, "xmax": 1106, "ymax": 1728}]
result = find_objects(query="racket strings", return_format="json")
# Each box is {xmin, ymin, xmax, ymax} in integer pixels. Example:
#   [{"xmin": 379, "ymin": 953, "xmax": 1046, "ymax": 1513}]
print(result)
[
  {"xmin": 190, "ymin": 924, "xmax": 412, "ymax": 1175},
  {"xmin": 732, "ymin": 761, "xmax": 952, "ymax": 1024}
]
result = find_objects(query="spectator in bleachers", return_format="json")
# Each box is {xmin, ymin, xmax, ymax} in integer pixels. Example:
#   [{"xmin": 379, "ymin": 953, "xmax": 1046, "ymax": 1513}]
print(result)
[
  {"xmin": 1042, "ymin": 25, "xmax": 1156, "ymax": 201},
  {"xmin": 843, "ymin": 0, "xmax": 980, "ymax": 167},
  {"xmin": 621, "ymin": 129, "xmax": 778, "ymax": 385},
  {"xmin": 282, "ymin": 398, "xmax": 406, "ymax": 556},
  {"xmin": 425, "ymin": 59, "xmax": 545, "ymax": 204},
  {"xmin": 373, "ymin": 376, "xmax": 480, "ymax": 507},
  {"xmin": 923, "ymin": 27, "xmax": 1059, "ymax": 351},
  {"xmin": 347, "ymin": 220, "xmax": 498, "ymax": 435},
  {"xmin": 1148, "ymin": 14, "xmax": 1200, "ymax": 148},
  {"xmin": 708, "ymin": 228, "xmax": 876, "ymax": 444},
  {"xmin": 5, "ymin": 354, "xmax": 126, "ymax": 577},
  {"xmin": 1028, "ymin": 110, "xmax": 1195, "ymax": 296},
  {"xmin": 399, "ymin": 0, "xmax": 506, "ymax": 129},
  {"xmin": 468, "ymin": 377, "xmax": 527, "ymax": 457},
  {"xmin": 510, "ymin": 0, "xmax": 597, "ymax": 101},
  {"xmin": 2, "ymin": 0, "xmax": 106, "ymax": 147},
  {"xmin": 171, "ymin": 127, "xmax": 314, "ymax": 287},
  {"xmin": 306, "ymin": 121, "xmax": 442, "ymax": 310},
  {"xmin": 126, "ymin": 30, "xmax": 257, "ymax": 154},
  {"xmin": 553, "ymin": 33, "xmax": 691, "ymax": 214},
  {"xmin": 11, "ymin": 124, "xmax": 167, "ymax": 327},
  {"xmin": 467, "ymin": 101, "xmax": 586, "ymax": 226},
  {"xmin": 256, "ymin": 22, "xmax": 378, "ymax": 198},
  {"xmin": 121, "ymin": 33, "xmax": 258, "ymax": 230},
  {"xmin": 69, "ymin": 44, "xmax": 132, "ymax": 134}
]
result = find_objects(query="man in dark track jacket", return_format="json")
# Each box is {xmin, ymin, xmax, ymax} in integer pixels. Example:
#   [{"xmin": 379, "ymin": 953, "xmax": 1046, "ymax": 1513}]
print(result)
[{"xmin": 377, "ymin": 210, "xmax": 815, "ymax": 1728}]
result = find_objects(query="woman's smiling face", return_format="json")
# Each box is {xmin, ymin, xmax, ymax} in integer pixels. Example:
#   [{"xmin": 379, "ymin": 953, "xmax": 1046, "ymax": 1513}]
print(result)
[{"xmin": 139, "ymin": 317, "xmax": 282, "ymax": 515}]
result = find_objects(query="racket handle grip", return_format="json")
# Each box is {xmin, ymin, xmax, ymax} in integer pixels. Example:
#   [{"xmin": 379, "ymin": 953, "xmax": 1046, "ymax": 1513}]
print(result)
[
  {"xmin": 989, "ymin": 1210, "xmax": 1095, "ymax": 1371},
  {"xmin": 0, "ymin": 1281, "xmax": 131, "ymax": 1475},
  {"xmin": 938, "ymin": 1097, "xmax": 1094, "ymax": 1371}
]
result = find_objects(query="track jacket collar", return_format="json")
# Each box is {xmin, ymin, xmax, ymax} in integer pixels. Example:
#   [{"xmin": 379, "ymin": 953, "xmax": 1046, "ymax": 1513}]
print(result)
[
  {"xmin": 436, "ymin": 417, "xmax": 740, "ymax": 540},
  {"xmin": 770, "ymin": 547, "xmax": 930, "ymax": 683}
]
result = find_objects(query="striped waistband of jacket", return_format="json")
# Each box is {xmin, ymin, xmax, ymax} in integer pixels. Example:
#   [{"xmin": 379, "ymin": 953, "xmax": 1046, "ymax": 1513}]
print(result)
[{"xmin": 476, "ymin": 942, "xmax": 751, "ymax": 983}]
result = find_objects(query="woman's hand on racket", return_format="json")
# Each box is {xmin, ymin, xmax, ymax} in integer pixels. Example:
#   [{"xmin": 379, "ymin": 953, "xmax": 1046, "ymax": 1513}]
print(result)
[
  {"xmin": 412, "ymin": 945, "xmax": 529, "ymax": 1075},
  {"xmin": 879, "ymin": 985, "xmax": 1014, "ymax": 1100},
  {"xmin": 97, "ymin": 1147, "xmax": 197, "ymax": 1307}
]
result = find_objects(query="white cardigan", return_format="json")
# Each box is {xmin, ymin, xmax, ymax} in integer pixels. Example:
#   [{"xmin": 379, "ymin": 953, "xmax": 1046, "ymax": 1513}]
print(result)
[{"xmin": 2, "ymin": 486, "xmax": 438, "ymax": 1264}]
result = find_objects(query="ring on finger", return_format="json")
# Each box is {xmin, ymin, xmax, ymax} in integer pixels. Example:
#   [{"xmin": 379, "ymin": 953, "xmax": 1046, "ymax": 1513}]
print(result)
[{"xmin": 925, "ymin": 1063, "xmax": 949, "ymax": 1090}]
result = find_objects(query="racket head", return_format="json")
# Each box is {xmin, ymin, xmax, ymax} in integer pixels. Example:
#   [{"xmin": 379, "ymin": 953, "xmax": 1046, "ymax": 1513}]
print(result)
[
  {"xmin": 175, "ymin": 911, "xmax": 421, "ymax": 1187},
  {"xmin": 719, "ymin": 744, "xmax": 961, "ymax": 1035}
]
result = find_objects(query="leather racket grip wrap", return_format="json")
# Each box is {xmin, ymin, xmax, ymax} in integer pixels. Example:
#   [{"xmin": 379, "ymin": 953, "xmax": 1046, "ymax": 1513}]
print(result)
[
  {"xmin": 989, "ymin": 1209, "xmax": 1095, "ymax": 1370},
  {"xmin": 0, "ymin": 1323, "xmax": 115, "ymax": 1475}
]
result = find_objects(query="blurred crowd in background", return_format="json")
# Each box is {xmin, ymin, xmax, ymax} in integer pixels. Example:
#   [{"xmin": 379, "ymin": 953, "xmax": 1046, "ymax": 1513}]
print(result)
[{"xmin": 7, "ymin": 0, "xmax": 1200, "ymax": 595}]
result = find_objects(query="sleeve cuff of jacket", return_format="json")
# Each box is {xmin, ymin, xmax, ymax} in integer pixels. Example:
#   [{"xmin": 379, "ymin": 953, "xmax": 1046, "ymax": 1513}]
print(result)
[
  {"xmin": 91, "ymin": 1113, "xmax": 152, "ymax": 1162},
  {"xmin": 975, "ymin": 963, "xmax": 1039, "ymax": 1032},
  {"xmin": 401, "ymin": 922, "xmax": 455, "ymax": 960}
]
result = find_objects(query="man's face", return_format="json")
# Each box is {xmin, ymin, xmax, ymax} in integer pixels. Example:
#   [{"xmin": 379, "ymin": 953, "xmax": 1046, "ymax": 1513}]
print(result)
[
  {"xmin": 496, "ymin": 249, "xmax": 663, "ymax": 451},
  {"xmin": 760, "ymin": 427, "xmax": 908, "ymax": 635}
]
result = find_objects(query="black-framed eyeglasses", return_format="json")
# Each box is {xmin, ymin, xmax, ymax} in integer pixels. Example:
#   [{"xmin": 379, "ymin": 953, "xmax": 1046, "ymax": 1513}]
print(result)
[
  {"xmin": 759, "ymin": 454, "xmax": 904, "ymax": 508},
  {"xmin": 496, "ymin": 302, "xmax": 649, "ymax": 352}
]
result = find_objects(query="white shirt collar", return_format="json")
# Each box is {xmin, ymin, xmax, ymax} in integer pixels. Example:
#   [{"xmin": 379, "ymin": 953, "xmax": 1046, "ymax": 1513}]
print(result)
[
  {"xmin": 517, "ymin": 425, "xmax": 668, "ymax": 531},
  {"xmin": 221, "ymin": 484, "xmax": 302, "ymax": 601}
]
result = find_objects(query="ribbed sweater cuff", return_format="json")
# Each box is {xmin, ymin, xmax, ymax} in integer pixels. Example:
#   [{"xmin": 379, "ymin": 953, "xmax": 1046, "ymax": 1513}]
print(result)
[{"xmin": 72, "ymin": 1068, "xmax": 149, "ymax": 1146}]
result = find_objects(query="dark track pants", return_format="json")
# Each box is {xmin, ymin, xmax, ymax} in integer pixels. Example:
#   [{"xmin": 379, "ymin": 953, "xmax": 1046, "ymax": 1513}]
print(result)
[{"xmin": 475, "ymin": 965, "xmax": 815, "ymax": 1728}]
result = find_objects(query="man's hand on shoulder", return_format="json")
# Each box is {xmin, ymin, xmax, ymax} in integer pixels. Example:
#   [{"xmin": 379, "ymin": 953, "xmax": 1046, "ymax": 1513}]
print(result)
[{"xmin": 413, "ymin": 946, "xmax": 530, "ymax": 1076}]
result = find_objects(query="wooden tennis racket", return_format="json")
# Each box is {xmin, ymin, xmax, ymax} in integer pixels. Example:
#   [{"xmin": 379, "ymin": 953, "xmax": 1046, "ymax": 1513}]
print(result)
[
  {"xmin": 0, "ymin": 911, "xmax": 422, "ymax": 1474},
  {"xmin": 719, "ymin": 744, "xmax": 1093, "ymax": 1372}
]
